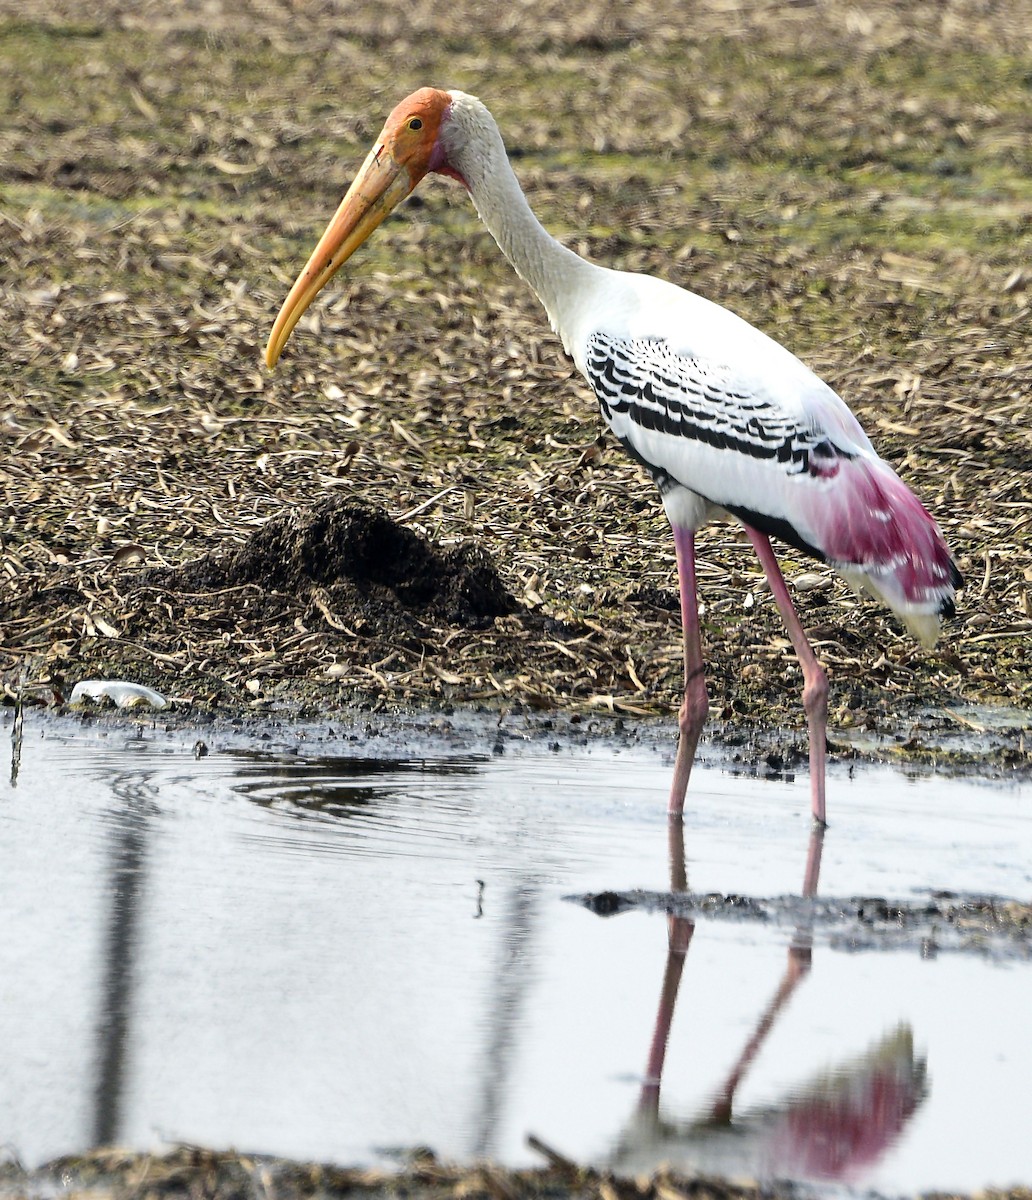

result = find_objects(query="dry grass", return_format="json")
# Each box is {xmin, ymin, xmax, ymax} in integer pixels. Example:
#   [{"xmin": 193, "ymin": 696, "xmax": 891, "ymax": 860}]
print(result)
[
  {"xmin": 6, "ymin": 1142, "xmax": 1032, "ymax": 1200},
  {"xmin": 1, "ymin": 0, "xmax": 1030, "ymax": 748}
]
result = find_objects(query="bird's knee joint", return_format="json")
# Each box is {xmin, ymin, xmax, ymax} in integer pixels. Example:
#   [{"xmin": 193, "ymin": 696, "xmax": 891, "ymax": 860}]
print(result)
[
  {"xmin": 802, "ymin": 664, "xmax": 828, "ymax": 713},
  {"xmin": 680, "ymin": 687, "xmax": 709, "ymax": 734}
]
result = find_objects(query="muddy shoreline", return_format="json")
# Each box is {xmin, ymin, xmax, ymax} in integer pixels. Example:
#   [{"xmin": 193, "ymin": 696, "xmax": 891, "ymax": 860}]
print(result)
[
  {"xmin": 0, "ymin": 1145, "xmax": 833, "ymax": 1200},
  {"xmin": 18, "ymin": 680, "xmax": 1032, "ymax": 778}
]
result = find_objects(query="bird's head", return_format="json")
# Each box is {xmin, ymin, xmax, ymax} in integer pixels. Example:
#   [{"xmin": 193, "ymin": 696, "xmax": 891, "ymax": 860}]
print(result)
[{"xmin": 265, "ymin": 86, "xmax": 460, "ymax": 368}]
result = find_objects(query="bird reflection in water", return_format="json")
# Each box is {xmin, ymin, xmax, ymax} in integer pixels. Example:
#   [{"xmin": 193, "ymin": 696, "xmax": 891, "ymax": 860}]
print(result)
[{"xmin": 600, "ymin": 824, "xmax": 927, "ymax": 1186}]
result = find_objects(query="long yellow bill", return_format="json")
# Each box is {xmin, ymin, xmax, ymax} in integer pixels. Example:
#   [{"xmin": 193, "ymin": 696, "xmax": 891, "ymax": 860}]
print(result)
[{"xmin": 265, "ymin": 143, "xmax": 414, "ymax": 368}]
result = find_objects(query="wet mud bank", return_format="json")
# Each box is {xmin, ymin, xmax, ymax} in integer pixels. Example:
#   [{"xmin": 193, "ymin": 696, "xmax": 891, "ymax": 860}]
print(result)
[
  {"xmin": 6, "ymin": 497, "xmax": 1031, "ymax": 774},
  {"xmin": 0, "ymin": 1146, "xmax": 834, "ymax": 1200},
  {"xmin": 25, "ymin": 680, "xmax": 1032, "ymax": 783},
  {"xmin": 574, "ymin": 886, "xmax": 1032, "ymax": 959},
  {"xmin": 3, "ymin": 1136, "xmax": 1031, "ymax": 1200}
]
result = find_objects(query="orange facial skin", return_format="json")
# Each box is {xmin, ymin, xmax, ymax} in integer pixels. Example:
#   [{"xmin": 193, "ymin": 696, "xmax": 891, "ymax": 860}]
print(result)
[{"xmin": 265, "ymin": 88, "xmax": 457, "ymax": 368}]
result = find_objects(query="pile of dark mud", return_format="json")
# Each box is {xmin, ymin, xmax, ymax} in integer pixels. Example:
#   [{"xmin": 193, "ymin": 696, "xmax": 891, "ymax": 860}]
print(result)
[{"xmin": 146, "ymin": 497, "xmax": 518, "ymax": 634}]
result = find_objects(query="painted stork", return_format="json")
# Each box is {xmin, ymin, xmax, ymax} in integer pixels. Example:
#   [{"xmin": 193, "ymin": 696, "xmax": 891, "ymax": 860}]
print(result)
[{"xmin": 265, "ymin": 87, "xmax": 961, "ymax": 827}]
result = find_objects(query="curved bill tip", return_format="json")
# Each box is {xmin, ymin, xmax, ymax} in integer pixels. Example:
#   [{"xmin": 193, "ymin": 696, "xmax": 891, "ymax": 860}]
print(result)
[
  {"xmin": 265, "ymin": 330, "xmax": 282, "ymax": 370},
  {"xmin": 263, "ymin": 148, "xmax": 416, "ymax": 369},
  {"xmin": 264, "ymin": 300, "xmax": 298, "ymax": 369}
]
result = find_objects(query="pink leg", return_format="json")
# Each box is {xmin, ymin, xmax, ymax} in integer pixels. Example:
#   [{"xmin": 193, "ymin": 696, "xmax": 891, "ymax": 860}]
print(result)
[
  {"xmin": 640, "ymin": 914, "xmax": 694, "ymax": 1106},
  {"xmin": 641, "ymin": 808, "xmax": 694, "ymax": 1110},
  {"xmin": 708, "ymin": 824, "xmax": 825, "ymax": 1124},
  {"xmin": 744, "ymin": 528, "xmax": 828, "ymax": 826},
  {"xmin": 668, "ymin": 526, "xmax": 710, "ymax": 817},
  {"xmin": 801, "ymin": 822, "xmax": 826, "ymax": 899}
]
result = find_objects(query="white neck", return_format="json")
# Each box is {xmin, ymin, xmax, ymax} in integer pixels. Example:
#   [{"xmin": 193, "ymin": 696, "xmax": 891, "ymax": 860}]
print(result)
[{"xmin": 441, "ymin": 93, "xmax": 600, "ymax": 347}]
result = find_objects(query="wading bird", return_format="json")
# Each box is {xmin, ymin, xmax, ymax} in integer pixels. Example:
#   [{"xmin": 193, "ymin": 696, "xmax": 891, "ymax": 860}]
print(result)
[{"xmin": 265, "ymin": 88, "xmax": 961, "ymax": 827}]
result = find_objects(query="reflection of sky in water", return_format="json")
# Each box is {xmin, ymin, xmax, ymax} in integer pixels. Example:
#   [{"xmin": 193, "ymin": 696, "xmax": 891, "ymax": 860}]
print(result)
[{"xmin": 0, "ymin": 722, "xmax": 1029, "ymax": 1195}]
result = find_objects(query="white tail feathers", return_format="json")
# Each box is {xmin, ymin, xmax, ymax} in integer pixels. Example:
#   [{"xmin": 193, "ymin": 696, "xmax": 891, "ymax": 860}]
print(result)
[{"xmin": 836, "ymin": 562, "xmax": 957, "ymax": 649}]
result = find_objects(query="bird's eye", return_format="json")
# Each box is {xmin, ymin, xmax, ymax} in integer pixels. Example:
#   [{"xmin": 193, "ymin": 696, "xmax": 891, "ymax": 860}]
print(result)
[{"xmin": 408, "ymin": 117, "xmax": 423, "ymax": 131}]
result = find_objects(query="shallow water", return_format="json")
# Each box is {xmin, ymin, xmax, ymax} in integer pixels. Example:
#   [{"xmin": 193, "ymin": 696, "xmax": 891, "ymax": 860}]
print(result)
[{"xmin": 1, "ymin": 714, "xmax": 1030, "ymax": 1196}]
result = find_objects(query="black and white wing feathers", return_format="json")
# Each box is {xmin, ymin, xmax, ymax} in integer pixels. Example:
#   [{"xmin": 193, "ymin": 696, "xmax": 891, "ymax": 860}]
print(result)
[
  {"xmin": 582, "ymin": 330, "xmax": 959, "ymax": 639},
  {"xmin": 585, "ymin": 331, "xmax": 866, "ymax": 555}
]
